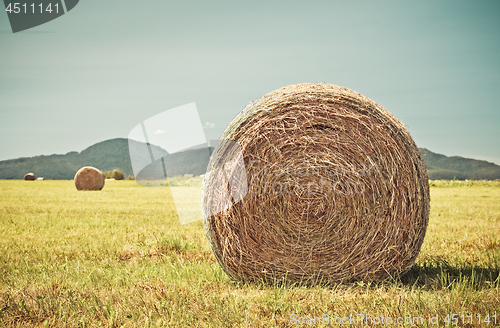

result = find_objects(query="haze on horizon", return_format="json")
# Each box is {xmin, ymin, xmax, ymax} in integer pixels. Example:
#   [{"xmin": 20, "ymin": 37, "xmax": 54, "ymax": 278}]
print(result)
[{"xmin": 0, "ymin": 1, "xmax": 499, "ymax": 164}]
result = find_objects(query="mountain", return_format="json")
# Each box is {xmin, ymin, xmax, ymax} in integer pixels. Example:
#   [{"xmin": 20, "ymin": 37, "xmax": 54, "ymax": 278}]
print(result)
[
  {"xmin": 133, "ymin": 146, "xmax": 212, "ymax": 180},
  {"xmin": 0, "ymin": 138, "xmax": 213, "ymax": 180},
  {"xmin": 0, "ymin": 139, "xmax": 163, "ymax": 180},
  {"xmin": 420, "ymin": 148, "xmax": 500, "ymax": 180},
  {"xmin": 0, "ymin": 138, "xmax": 499, "ymax": 180}
]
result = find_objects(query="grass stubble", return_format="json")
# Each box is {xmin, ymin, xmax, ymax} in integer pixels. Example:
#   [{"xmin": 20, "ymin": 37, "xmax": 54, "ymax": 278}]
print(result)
[{"xmin": 0, "ymin": 179, "xmax": 498, "ymax": 327}]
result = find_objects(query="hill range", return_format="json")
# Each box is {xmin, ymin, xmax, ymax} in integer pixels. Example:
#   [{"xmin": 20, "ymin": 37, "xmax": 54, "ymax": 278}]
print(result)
[{"xmin": 0, "ymin": 138, "xmax": 499, "ymax": 180}]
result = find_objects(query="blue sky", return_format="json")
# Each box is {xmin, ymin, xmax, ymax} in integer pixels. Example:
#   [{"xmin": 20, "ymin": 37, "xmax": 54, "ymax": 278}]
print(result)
[{"xmin": 1, "ymin": 0, "xmax": 499, "ymax": 164}]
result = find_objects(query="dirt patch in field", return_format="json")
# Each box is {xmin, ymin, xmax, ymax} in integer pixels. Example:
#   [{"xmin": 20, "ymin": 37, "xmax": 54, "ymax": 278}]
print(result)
[{"xmin": 116, "ymin": 244, "xmax": 216, "ymax": 264}]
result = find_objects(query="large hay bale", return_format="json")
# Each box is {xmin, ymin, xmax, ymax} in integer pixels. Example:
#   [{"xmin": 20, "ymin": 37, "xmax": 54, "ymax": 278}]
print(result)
[
  {"xmin": 24, "ymin": 173, "xmax": 35, "ymax": 181},
  {"xmin": 202, "ymin": 83, "xmax": 429, "ymax": 284},
  {"xmin": 74, "ymin": 166, "xmax": 105, "ymax": 191}
]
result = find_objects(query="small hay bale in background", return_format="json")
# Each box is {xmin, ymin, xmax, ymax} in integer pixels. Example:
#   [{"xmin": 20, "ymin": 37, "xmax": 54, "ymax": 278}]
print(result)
[
  {"xmin": 24, "ymin": 173, "xmax": 36, "ymax": 181},
  {"xmin": 202, "ymin": 83, "xmax": 430, "ymax": 284},
  {"xmin": 74, "ymin": 166, "xmax": 105, "ymax": 191}
]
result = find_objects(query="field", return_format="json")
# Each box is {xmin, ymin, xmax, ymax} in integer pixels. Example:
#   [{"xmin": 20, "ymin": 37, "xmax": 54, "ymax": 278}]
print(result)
[{"xmin": 0, "ymin": 179, "xmax": 499, "ymax": 327}]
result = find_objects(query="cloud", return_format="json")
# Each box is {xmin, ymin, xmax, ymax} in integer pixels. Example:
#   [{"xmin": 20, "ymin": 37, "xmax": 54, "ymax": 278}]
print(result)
[
  {"xmin": 204, "ymin": 122, "xmax": 215, "ymax": 129},
  {"xmin": 154, "ymin": 129, "xmax": 166, "ymax": 134}
]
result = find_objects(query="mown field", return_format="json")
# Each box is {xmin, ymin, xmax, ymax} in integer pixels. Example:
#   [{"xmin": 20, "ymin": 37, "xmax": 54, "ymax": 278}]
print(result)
[{"xmin": 0, "ymin": 179, "xmax": 499, "ymax": 327}]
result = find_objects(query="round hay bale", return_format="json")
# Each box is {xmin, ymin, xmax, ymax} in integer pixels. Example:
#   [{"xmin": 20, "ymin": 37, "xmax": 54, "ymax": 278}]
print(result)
[
  {"xmin": 24, "ymin": 173, "xmax": 36, "ymax": 181},
  {"xmin": 202, "ymin": 83, "xmax": 429, "ymax": 284},
  {"xmin": 74, "ymin": 166, "xmax": 105, "ymax": 191}
]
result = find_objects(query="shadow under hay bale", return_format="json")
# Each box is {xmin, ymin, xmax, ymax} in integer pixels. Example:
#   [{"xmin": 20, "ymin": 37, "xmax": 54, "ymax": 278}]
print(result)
[
  {"xmin": 74, "ymin": 166, "xmax": 105, "ymax": 191},
  {"xmin": 202, "ymin": 83, "xmax": 430, "ymax": 285},
  {"xmin": 24, "ymin": 173, "xmax": 36, "ymax": 181}
]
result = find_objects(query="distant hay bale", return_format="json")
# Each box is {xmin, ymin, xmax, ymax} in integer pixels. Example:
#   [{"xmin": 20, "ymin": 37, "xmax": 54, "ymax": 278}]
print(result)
[
  {"xmin": 202, "ymin": 83, "xmax": 430, "ymax": 284},
  {"xmin": 74, "ymin": 166, "xmax": 105, "ymax": 191},
  {"xmin": 24, "ymin": 173, "xmax": 35, "ymax": 181}
]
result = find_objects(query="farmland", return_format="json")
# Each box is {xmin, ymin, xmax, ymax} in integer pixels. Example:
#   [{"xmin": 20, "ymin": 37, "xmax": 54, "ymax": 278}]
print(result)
[{"xmin": 0, "ymin": 179, "xmax": 499, "ymax": 327}]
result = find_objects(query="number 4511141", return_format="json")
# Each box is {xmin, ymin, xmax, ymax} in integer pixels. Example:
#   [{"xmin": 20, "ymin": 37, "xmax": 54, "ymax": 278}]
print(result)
[
  {"xmin": 5, "ymin": 3, "xmax": 60, "ymax": 14},
  {"xmin": 445, "ymin": 314, "xmax": 497, "ymax": 325}
]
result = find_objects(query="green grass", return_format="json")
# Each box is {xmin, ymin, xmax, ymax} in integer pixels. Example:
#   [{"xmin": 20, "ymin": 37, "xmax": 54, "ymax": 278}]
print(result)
[{"xmin": 0, "ymin": 180, "xmax": 499, "ymax": 327}]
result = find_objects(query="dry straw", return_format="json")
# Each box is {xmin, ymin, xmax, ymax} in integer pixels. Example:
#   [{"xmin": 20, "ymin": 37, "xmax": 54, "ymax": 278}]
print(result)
[
  {"xmin": 24, "ymin": 172, "xmax": 35, "ymax": 181},
  {"xmin": 74, "ymin": 166, "xmax": 105, "ymax": 191},
  {"xmin": 202, "ymin": 83, "xmax": 429, "ymax": 285}
]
